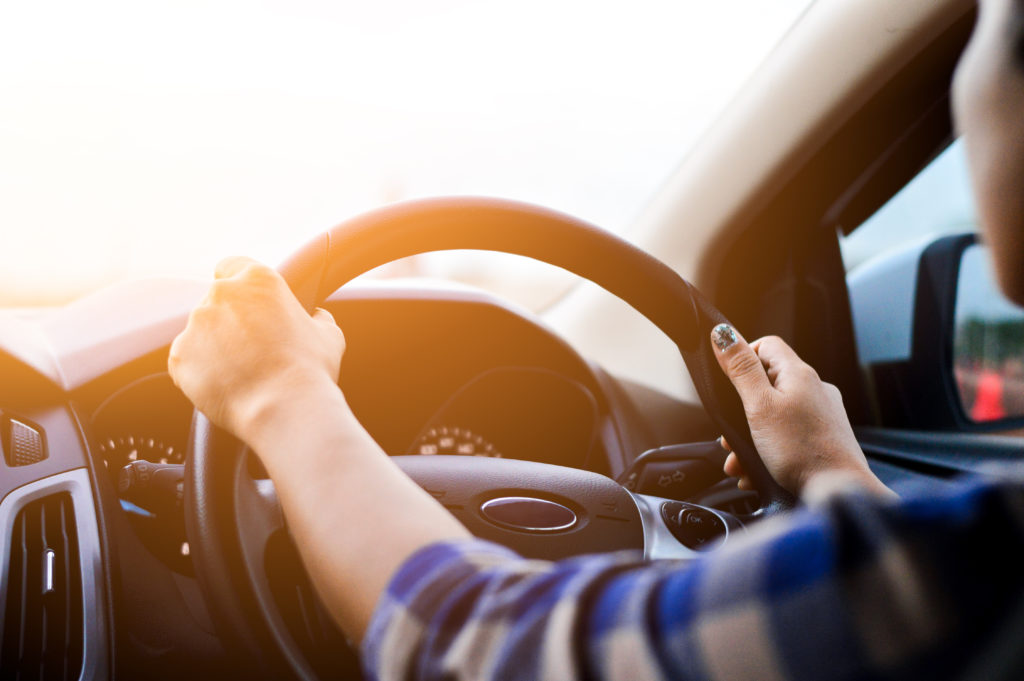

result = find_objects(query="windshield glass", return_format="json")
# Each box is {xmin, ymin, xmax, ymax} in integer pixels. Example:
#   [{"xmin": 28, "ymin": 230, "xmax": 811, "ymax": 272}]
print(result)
[{"xmin": 1, "ymin": 0, "xmax": 811, "ymax": 307}]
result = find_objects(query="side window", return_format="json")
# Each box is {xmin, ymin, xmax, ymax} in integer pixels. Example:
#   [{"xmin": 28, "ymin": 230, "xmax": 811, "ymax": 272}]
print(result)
[
  {"xmin": 844, "ymin": 141, "xmax": 977, "ymax": 372},
  {"xmin": 840, "ymin": 140, "xmax": 977, "ymax": 273},
  {"xmin": 844, "ymin": 139, "xmax": 1024, "ymax": 433}
]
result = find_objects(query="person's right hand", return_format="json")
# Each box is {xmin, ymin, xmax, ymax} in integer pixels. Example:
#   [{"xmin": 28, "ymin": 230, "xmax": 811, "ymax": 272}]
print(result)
[
  {"xmin": 168, "ymin": 256, "xmax": 347, "ymax": 447},
  {"xmin": 709, "ymin": 324, "xmax": 891, "ymax": 498}
]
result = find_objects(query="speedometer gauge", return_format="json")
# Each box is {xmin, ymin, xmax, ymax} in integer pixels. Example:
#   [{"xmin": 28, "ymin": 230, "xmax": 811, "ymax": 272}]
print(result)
[
  {"xmin": 414, "ymin": 426, "xmax": 502, "ymax": 458},
  {"xmin": 97, "ymin": 435, "xmax": 183, "ymax": 470}
]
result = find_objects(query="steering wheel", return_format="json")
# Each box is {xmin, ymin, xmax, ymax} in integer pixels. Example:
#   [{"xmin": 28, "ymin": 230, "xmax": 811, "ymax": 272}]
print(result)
[{"xmin": 184, "ymin": 197, "xmax": 795, "ymax": 679}]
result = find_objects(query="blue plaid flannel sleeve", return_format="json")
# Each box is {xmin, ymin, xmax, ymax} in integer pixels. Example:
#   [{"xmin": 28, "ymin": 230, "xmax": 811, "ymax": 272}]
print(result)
[{"xmin": 361, "ymin": 479, "xmax": 1024, "ymax": 681}]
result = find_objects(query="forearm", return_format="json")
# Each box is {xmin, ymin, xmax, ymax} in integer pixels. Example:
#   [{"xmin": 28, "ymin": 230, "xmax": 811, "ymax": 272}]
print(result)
[{"xmin": 241, "ymin": 376, "xmax": 471, "ymax": 641}]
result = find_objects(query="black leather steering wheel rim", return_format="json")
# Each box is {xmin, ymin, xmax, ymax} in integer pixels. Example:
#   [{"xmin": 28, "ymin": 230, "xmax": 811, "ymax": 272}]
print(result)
[{"xmin": 184, "ymin": 196, "xmax": 795, "ymax": 679}]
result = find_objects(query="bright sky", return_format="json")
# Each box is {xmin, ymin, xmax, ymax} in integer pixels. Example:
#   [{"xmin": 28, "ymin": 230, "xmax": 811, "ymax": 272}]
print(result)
[{"xmin": 0, "ymin": 0, "xmax": 811, "ymax": 305}]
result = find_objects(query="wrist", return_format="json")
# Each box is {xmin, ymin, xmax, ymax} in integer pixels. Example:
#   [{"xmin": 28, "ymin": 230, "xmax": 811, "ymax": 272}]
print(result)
[
  {"xmin": 801, "ymin": 465, "xmax": 896, "ymax": 503},
  {"xmin": 233, "ymin": 370, "xmax": 351, "ymax": 458}
]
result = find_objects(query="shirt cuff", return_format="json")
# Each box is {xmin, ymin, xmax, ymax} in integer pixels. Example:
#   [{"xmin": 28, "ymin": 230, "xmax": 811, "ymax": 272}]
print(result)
[{"xmin": 361, "ymin": 538, "xmax": 522, "ymax": 680}]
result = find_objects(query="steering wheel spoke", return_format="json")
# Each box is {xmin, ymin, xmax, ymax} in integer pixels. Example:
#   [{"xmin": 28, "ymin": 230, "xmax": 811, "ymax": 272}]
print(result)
[
  {"xmin": 234, "ymin": 470, "xmax": 286, "ymax": 571},
  {"xmin": 628, "ymin": 492, "xmax": 743, "ymax": 560}
]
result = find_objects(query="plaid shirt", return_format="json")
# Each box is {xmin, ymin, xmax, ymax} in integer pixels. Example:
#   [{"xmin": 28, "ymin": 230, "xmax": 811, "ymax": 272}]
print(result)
[{"xmin": 362, "ymin": 479, "xmax": 1024, "ymax": 681}]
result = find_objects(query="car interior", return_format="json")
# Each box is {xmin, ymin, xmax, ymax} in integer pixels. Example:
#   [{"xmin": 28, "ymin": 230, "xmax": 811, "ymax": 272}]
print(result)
[{"xmin": 3, "ymin": 0, "xmax": 1019, "ymax": 679}]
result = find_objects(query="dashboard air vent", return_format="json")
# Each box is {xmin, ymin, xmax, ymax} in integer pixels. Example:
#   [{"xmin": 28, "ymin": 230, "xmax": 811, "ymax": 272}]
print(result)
[
  {"xmin": 1, "ymin": 493, "xmax": 84, "ymax": 681},
  {"xmin": 2, "ymin": 417, "xmax": 48, "ymax": 467}
]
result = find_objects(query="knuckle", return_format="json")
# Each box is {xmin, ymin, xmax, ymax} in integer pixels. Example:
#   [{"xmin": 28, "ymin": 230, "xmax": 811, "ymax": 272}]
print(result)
[
  {"xmin": 728, "ymin": 351, "xmax": 762, "ymax": 379},
  {"xmin": 215, "ymin": 255, "xmax": 249, "ymax": 274},
  {"xmin": 796, "ymin": 363, "xmax": 820, "ymax": 382},
  {"xmin": 824, "ymin": 382, "xmax": 844, "ymax": 401},
  {"xmin": 240, "ymin": 264, "xmax": 283, "ymax": 292},
  {"xmin": 189, "ymin": 301, "xmax": 216, "ymax": 322},
  {"xmin": 326, "ymin": 325, "xmax": 346, "ymax": 349},
  {"xmin": 242, "ymin": 262, "xmax": 276, "ymax": 282},
  {"xmin": 167, "ymin": 339, "xmax": 186, "ymax": 375},
  {"xmin": 757, "ymin": 335, "xmax": 785, "ymax": 354},
  {"xmin": 206, "ymin": 280, "xmax": 233, "ymax": 302}
]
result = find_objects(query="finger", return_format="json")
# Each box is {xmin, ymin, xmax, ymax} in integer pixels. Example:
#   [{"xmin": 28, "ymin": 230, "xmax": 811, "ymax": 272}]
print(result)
[
  {"xmin": 718, "ymin": 435, "xmax": 731, "ymax": 452},
  {"xmin": 723, "ymin": 451, "xmax": 745, "ymax": 478},
  {"xmin": 215, "ymin": 256, "xmax": 260, "ymax": 280},
  {"xmin": 313, "ymin": 307, "xmax": 346, "ymax": 352},
  {"xmin": 736, "ymin": 476, "xmax": 754, "ymax": 491},
  {"xmin": 753, "ymin": 336, "xmax": 815, "ymax": 390},
  {"xmin": 753, "ymin": 339, "xmax": 783, "ymax": 385},
  {"xmin": 167, "ymin": 332, "xmax": 185, "ymax": 379},
  {"xmin": 749, "ymin": 337, "xmax": 775, "ymax": 377},
  {"xmin": 711, "ymin": 323, "xmax": 772, "ymax": 405},
  {"xmin": 312, "ymin": 307, "xmax": 342, "ymax": 334},
  {"xmin": 312, "ymin": 307, "xmax": 336, "ymax": 322}
]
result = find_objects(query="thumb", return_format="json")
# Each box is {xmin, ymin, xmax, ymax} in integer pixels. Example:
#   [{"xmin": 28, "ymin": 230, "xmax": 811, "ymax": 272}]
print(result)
[{"xmin": 711, "ymin": 323, "xmax": 771, "ymax": 408}]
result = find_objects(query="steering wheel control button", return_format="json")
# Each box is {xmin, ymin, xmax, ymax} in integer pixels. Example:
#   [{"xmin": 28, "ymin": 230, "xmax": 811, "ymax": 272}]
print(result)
[
  {"xmin": 617, "ymin": 442, "xmax": 726, "ymax": 501},
  {"xmin": 480, "ymin": 496, "xmax": 577, "ymax": 533},
  {"xmin": 660, "ymin": 501, "xmax": 726, "ymax": 550}
]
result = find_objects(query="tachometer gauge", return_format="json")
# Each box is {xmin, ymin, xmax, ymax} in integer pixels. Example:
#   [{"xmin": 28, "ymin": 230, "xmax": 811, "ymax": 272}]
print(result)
[
  {"xmin": 97, "ymin": 435, "xmax": 183, "ymax": 470},
  {"xmin": 413, "ymin": 426, "xmax": 502, "ymax": 457}
]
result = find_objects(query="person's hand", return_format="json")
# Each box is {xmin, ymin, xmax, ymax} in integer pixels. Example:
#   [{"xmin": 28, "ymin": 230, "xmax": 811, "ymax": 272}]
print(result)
[
  {"xmin": 710, "ymin": 324, "xmax": 890, "ymax": 498},
  {"xmin": 168, "ymin": 256, "xmax": 346, "ymax": 443}
]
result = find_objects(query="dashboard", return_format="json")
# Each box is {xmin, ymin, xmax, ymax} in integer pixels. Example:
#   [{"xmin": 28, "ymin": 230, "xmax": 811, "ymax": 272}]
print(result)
[
  {"xmin": 0, "ymin": 276, "xmax": 730, "ymax": 681},
  {"xmin": 77, "ymin": 282, "xmax": 631, "ymax": 478},
  {"xmin": 327, "ymin": 286, "xmax": 613, "ymax": 470},
  {"xmin": 88, "ymin": 367, "xmax": 601, "ymax": 471}
]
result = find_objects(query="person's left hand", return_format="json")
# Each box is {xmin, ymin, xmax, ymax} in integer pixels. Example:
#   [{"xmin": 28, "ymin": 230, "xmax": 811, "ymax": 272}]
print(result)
[
  {"xmin": 168, "ymin": 256, "xmax": 346, "ymax": 445},
  {"xmin": 711, "ymin": 326, "xmax": 891, "ymax": 498}
]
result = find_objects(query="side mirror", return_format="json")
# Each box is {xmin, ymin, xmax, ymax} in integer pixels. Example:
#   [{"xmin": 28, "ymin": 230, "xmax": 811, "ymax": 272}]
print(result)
[
  {"xmin": 848, "ymin": 233, "xmax": 1024, "ymax": 431},
  {"xmin": 952, "ymin": 244, "xmax": 1024, "ymax": 424}
]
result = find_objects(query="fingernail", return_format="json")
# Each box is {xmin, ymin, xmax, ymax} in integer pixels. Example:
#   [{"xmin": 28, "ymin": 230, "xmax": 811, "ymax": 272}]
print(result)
[{"xmin": 711, "ymin": 323, "xmax": 737, "ymax": 351}]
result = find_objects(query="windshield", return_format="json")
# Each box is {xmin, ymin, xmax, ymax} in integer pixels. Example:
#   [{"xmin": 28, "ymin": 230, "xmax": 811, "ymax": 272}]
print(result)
[{"xmin": 1, "ymin": 0, "xmax": 811, "ymax": 307}]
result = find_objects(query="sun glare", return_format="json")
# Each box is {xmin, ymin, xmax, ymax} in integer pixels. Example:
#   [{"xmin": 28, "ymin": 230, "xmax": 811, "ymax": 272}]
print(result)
[{"xmin": 0, "ymin": 0, "xmax": 811, "ymax": 306}]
